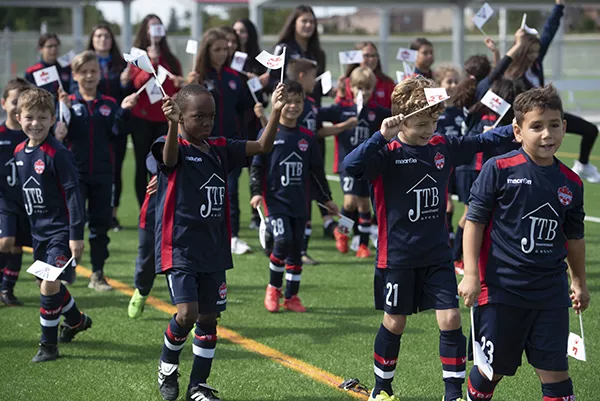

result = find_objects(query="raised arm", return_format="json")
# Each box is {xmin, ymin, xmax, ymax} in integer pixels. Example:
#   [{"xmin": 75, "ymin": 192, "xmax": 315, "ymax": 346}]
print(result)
[
  {"xmin": 538, "ymin": 1, "xmax": 565, "ymax": 62},
  {"xmin": 161, "ymin": 97, "xmax": 181, "ymax": 168},
  {"xmin": 245, "ymin": 83, "xmax": 287, "ymax": 156}
]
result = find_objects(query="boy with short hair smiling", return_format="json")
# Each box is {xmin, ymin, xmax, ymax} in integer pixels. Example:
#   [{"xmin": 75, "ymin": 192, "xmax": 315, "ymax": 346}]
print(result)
[{"xmin": 459, "ymin": 85, "xmax": 589, "ymax": 401}]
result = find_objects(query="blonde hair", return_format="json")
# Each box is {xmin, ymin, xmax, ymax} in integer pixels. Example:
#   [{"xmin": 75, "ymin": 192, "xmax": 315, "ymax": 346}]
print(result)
[
  {"xmin": 71, "ymin": 50, "xmax": 99, "ymax": 74},
  {"xmin": 391, "ymin": 76, "xmax": 445, "ymax": 117},
  {"xmin": 17, "ymin": 88, "xmax": 55, "ymax": 115},
  {"xmin": 349, "ymin": 66, "xmax": 376, "ymax": 89},
  {"xmin": 434, "ymin": 63, "xmax": 461, "ymax": 85}
]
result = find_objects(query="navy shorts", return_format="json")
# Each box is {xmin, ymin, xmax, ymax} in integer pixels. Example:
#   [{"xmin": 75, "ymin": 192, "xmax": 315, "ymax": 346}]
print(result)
[
  {"xmin": 166, "ymin": 268, "xmax": 227, "ymax": 314},
  {"xmin": 268, "ymin": 214, "xmax": 305, "ymax": 266},
  {"xmin": 374, "ymin": 263, "xmax": 459, "ymax": 315},
  {"xmin": 340, "ymin": 172, "xmax": 370, "ymax": 197},
  {"xmin": 0, "ymin": 206, "xmax": 31, "ymax": 246},
  {"xmin": 473, "ymin": 304, "xmax": 569, "ymax": 376},
  {"xmin": 455, "ymin": 170, "xmax": 480, "ymax": 204},
  {"xmin": 33, "ymin": 235, "xmax": 74, "ymax": 282}
]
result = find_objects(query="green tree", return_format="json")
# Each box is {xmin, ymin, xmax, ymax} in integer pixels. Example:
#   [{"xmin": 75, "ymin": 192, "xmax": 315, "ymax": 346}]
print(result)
[{"xmin": 167, "ymin": 7, "xmax": 180, "ymax": 33}]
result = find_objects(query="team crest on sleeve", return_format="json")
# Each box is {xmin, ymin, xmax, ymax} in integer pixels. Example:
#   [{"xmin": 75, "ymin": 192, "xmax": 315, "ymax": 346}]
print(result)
[
  {"xmin": 34, "ymin": 159, "xmax": 45, "ymax": 175},
  {"xmin": 558, "ymin": 186, "xmax": 573, "ymax": 206},
  {"xmin": 54, "ymin": 254, "xmax": 68, "ymax": 268},
  {"xmin": 219, "ymin": 282, "xmax": 227, "ymax": 299},
  {"xmin": 376, "ymin": 90, "xmax": 384, "ymax": 99},
  {"xmin": 298, "ymin": 139, "xmax": 309, "ymax": 152},
  {"xmin": 99, "ymin": 105, "xmax": 111, "ymax": 117},
  {"xmin": 228, "ymin": 80, "xmax": 237, "ymax": 90},
  {"xmin": 368, "ymin": 111, "xmax": 376, "ymax": 122},
  {"xmin": 72, "ymin": 103, "xmax": 84, "ymax": 117},
  {"xmin": 434, "ymin": 152, "xmax": 445, "ymax": 170}
]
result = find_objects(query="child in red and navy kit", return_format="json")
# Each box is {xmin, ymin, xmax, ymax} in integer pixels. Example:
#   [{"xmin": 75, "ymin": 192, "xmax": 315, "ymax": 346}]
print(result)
[
  {"xmin": 15, "ymin": 88, "xmax": 92, "ymax": 362},
  {"xmin": 55, "ymin": 51, "xmax": 138, "ymax": 291},
  {"xmin": 0, "ymin": 78, "xmax": 34, "ymax": 306},
  {"xmin": 342, "ymin": 76, "xmax": 515, "ymax": 401},
  {"xmin": 24, "ymin": 33, "xmax": 71, "ymax": 99},
  {"xmin": 458, "ymin": 85, "xmax": 589, "ymax": 401},
  {"xmin": 154, "ymin": 83, "xmax": 287, "ymax": 401},
  {"xmin": 319, "ymin": 66, "xmax": 390, "ymax": 258},
  {"xmin": 250, "ymin": 81, "xmax": 337, "ymax": 314}
]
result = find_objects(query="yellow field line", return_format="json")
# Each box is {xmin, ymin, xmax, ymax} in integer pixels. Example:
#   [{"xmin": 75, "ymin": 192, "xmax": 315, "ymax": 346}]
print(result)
[{"xmin": 22, "ymin": 247, "xmax": 368, "ymax": 400}]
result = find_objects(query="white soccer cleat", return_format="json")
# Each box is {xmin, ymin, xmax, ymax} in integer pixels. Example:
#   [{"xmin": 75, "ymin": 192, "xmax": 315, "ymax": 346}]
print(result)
[
  {"xmin": 573, "ymin": 160, "xmax": 600, "ymax": 183},
  {"xmin": 231, "ymin": 237, "xmax": 252, "ymax": 255}
]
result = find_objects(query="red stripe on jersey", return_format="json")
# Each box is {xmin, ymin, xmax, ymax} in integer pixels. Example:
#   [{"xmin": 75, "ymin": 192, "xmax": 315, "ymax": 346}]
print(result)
[
  {"xmin": 559, "ymin": 163, "xmax": 583, "ymax": 187},
  {"xmin": 0, "ymin": 126, "xmax": 6, "ymax": 134},
  {"xmin": 40, "ymin": 142, "xmax": 57, "ymax": 158},
  {"xmin": 333, "ymin": 135, "xmax": 339, "ymax": 174},
  {"xmin": 477, "ymin": 218, "xmax": 494, "ymax": 306},
  {"xmin": 387, "ymin": 140, "xmax": 401, "ymax": 151},
  {"xmin": 299, "ymin": 126, "xmax": 314, "ymax": 137},
  {"xmin": 440, "ymin": 356, "xmax": 466, "ymax": 365},
  {"xmin": 14, "ymin": 141, "xmax": 26, "ymax": 155},
  {"xmin": 68, "ymin": 94, "xmax": 77, "ymax": 101},
  {"xmin": 481, "ymin": 114, "xmax": 498, "ymax": 122},
  {"xmin": 374, "ymin": 352, "xmax": 397, "ymax": 366},
  {"xmin": 208, "ymin": 137, "xmax": 227, "ymax": 147},
  {"xmin": 429, "ymin": 135, "xmax": 446, "ymax": 146},
  {"xmin": 100, "ymin": 94, "xmax": 116, "ymax": 103},
  {"xmin": 475, "ymin": 152, "xmax": 484, "ymax": 171},
  {"xmin": 139, "ymin": 192, "xmax": 151, "ymax": 229},
  {"xmin": 25, "ymin": 63, "xmax": 44, "ymax": 74},
  {"xmin": 373, "ymin": 175, "xmax": 388, "ymax": 268},
  {"xmin": 496, "ymin": 153, "xmax": 527, "ymax": 170},
  {"xmin": 161, "ymin": 170, "xmax": 178, "ymax": 271}
]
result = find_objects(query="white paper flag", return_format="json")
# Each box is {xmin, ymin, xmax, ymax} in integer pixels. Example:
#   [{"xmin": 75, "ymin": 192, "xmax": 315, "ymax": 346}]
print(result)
[
  {"xmin": 471, "ymin": 308, "xmax": 494, "ymax": 380},
  {"xmin": 338, "ymin": 50, "xmax": 363, "ymax": 65},
  {"xmin": 317, "ymin": 71, "xmax": 332, "ymax": 95},
  {"xmin": 403, "ymin": 61, "xmax": 415, "ymax": 77},
  {"xmin": 130, "ymin": 46, "xmax": 146, "ymax": 58},
  {"xmin": 520, "ymin": 14, "xmax": 539, "ymax": 35},
  {"xmin": 337, "ymin": 215, "xmax": 354, "ymax": 236},
  {"xmin": 472, "ymin": 3, "xmax": 494, "ymax": 30},
  {"xmin": 396, "ymin": 47, "xmax": 418, "ymax": 63},
  {"xmin": 156, "ymin": 65, "xmax": 172, "ymax": 84},
  {"xmin": 396, "ymin": 71, "xmax": 405, "ymax": 83},
  {"xmin": 186, "ymin": 39, "xmax": 198, "ymax": 55},
  {"xmin": 256, "ymin": 50, "xmax": 285, "ymax": 70},
  {"xmin": 356, "ymin": 90, "xmax": 364, "ymax": 116},
  {"xmin": 59, "ymin": 102, "xmax": 71, "ymax": 125},
  {"xmin": 27, "ymin": 256, "xmax": 75, "ymax": 282},
  {"xmin": 33, "ymin": 66, "xmax": 60, "ymax": 87},
  {"xmin": 247, "ymin": 76, "xmax": 263, "ymax": 93},
  {"xmin": 149, "ymin": 24, "xmax": 166, "ymax": 38},
  {"xmin": 57, "ymin": 50, "xmax": 76, "ymax": 68},
  {"xmin": 230, "ymin": 51, "xmax": 248, "ymax": 73},
  {"xmin": 145, "ymin": 77, "xmax": 163, "ymax": 104},
  {"xmin": 424, "ymin": 88, "xmax": 450, "ymax": 106},
  {"xmin": 257, "ymin": 206, "xmax": 267, "ymax": 249},
  {"xmin": 124, "ymin": 52, "xmax": 155, "ymax": 74},
  {"xmin": 481, "ymin": 90, "xmax": 511, "ymax": 117},
  {"xmin": 568, "ymin": 314, "xmax": 586, "ymax": 361}
]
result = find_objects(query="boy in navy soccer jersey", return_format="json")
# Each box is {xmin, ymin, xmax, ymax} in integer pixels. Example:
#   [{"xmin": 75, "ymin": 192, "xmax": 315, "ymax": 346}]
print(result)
[
  {"xmin": 320, "ymin": 66, "xmax": 390, "ymax": 258},
  {"xmin": 14, "ymin": 88, "xmax": 92, "ymax": 362},
  {"xmin": 458, "ymin": 85, "xmax": 589, "ymax": 401},
  {"xmin": 154, "ymin": 83, "xmax": 287, "ymax": 401},
  {"xmin": 342, "ymin": 76, "xmax": 515, "ymax": 401},
  {"xmin": 55, "ymin": 51, "xmax": 138, "ymax": 291},
  {"xmin": 0, "ymin": 78, "xmax": 34, "ymax": 306},
  {"xmin": 250, "ymin": 81, "xmax": 338, "ymax": 314}
]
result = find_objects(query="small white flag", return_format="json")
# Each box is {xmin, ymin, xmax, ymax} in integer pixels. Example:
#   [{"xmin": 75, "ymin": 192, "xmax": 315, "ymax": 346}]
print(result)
[
  {"xmin": 57, "ymin": 50, "xmax": 76, "ymax": 68},
  {"xmin": 403, "ymin": 61, "xmax": 415, "ymax": 77},
  {"xmin": 337, "ymin": 215, "xmax": 354, "ymax": 237},
  {"xmin": 257, "ymin": 206, "xmax": 267, "ymax": 250},
  {"xmin": 247, "ymin": 76, "xmax": 263, "ymax": 93},
  {"xmin": 396, "ymin": 47, "xmax": 418, "ymax": 63},
  {"xmin": 186, "ymin": 39, "xmax": 198, "ymax": 55},
  {"xmin": 473, "ymin": 3, "xmax": 495, "ymax": 30},
  {"xmin": 145, "ymin": 77, "xmax": 163, "ymax": 104},
  {"xmin": 149, "ymin": 24, "xmax": 166, "ymax": 38},
  {"xmin": 124, "ymin": 52, "xmax": 155, "ymax": 74},
  {"xmin": 568, "ymin": 313, "xmax": 586, "ymax": 362},
  {"xmin": 33, "ymin": 66, "xmax": 60, "ymax": 87},
  {"xmin": 130, "ymin": 46, "xmax": 146, "ymax": 58},
  {"xmin": 256, "ymin": 50, "xmax": 285, "ymax": 70},
  {"xmin": 481, "ymin": 90, "xmax": 511, "ymax": 117},
  {"xmin": 471, "ymin": 308, "xmax": 494, "ymax": 380},
  {"xmin": 520, "ymin": 14, "xmax": 539, "ymax": 35},
  {"xmin": 356, "ymin": 90, "xmax": 364, "ymax": 116},
  {"xmin": 424, "ymin": 88, "xmax": 450, "ymax": 106},
  {"xmin": 156, "ymin": 65, "xmax": 172, "ymax": 84},
  {"xmin": 317, "ymin": 71, "xmax": 332, "ymax": 95},
  {"xmin": 59, "ymin": 101, "xmax": 71, "ymax": 125},
  {"xmin": 27, "ymin": 256, "xmax": 75, "ymax": 282},
  {"xmin": 230, "ymin": 51, "xmax": 248, "ymax": 73},
  {"xmin": 396, "ymin": 71, "xmax": 405, "ymax": 83},
  {"xmin": 338, "ymin": 50, "xmax": 363, "ymax": 65}
]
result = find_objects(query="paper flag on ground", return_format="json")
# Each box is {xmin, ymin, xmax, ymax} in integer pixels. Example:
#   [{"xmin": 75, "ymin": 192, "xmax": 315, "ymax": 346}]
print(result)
[
  {"xmin": 403, "ymin": 61, "xmax": 415, "ymax": 77},
  {"xmin": 124, "ymin": 52, "xmax": 155, "ymax": 74},
  {"xmin": 33, "ymin": 66, "xmax": 60, "ymax": 87},
  {"xmin": 186, "ymin": 39, "xmax": 198, "ymax": 55},
  {"xmin": 520, "ymin": 14, "xmax": 539, "ymax": 35},
  {"xmin": 27, "ymin": 256, "xmax": 74, "ymax": 282},
  {"xmin": 396, "ymin": 47, "xmax": 418, "ymax": 63},
  {"xmin": 473, "ymin": 3, "xmax": 494, "ymax": 30},
  {"xmin": 130, "ymin": 46, "xmax": 146, "ymax": 58},
  {"xmin": 317, "ymin": 71, "xmax": 332, "ymax": 95},
  {"xmin": 396, "ymin": 71, "xmax": 405, "ymax": 83},
  {"xmin": 57, "ymin": 50, "xmax": 76, "ymax": 68},
  {"xmin": 568, "ymin": 313, "xmax": 586, "ymax": 361},
  {"xmin": 231, "ymin": 51, "xmax": 248, "ymax": 73},
  {"xmin": 149, "ymin": 24, "xmax": 166, "ymax": 38},
  {"xmin": 247, "ymin": 76, "xmax": 263, "ymax": 93},
  {"xmin": 256, "ymin": 50, "xmax": 285, "ymax": 70},
  {"xmin": 338, "ymin": 50, "xmax": 363, "ymax": 65},
  {"xmin": 471, "ymin": 308, "xmax": 494, "ymax": 380},
  {"xmin": 145, "ymin": 78, "xmax": 163, "ymax": 104},
  {"xmin": 356, "ymin": 90, "xmax": 364, "ymax": 116},
  {"xmin": 424, "ymin": 88, "xmax": 450, "ymax": 106},
  {"xmin": 481, "ymin": 90, "xmax": 511, "ymax": 117}
]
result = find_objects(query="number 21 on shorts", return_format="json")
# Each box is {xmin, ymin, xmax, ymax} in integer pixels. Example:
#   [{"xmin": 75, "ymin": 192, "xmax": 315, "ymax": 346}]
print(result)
[{"xmin": 386, "ymin": 282, "xmax": 399, "ymax": 307}]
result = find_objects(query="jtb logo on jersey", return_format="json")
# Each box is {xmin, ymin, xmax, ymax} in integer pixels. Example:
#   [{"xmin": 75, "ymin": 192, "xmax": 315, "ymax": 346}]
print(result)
[
  {"xmin": 22, "ymin": 176, "xmax": 44, "ymax": 216},
  {"xmin": 302, "ymin": 111, "xmax": 316, "ymax": 132},
  {"xmin": 279, "ymin": 152, "xmax": 303, "ymax": 187},
  {"xmin": 521, "ymin": 203, "xmax": 559, "ymax": 254},
  {"xmin": 350, "ymin": 122, "xmax": 370, "ymax": 146},
  {"xmin": 407, "ymin": 174, "xmax": 440, "ymax": 222},
  {"xmin": 5, "ymin": 158, "xmax": 17, "ymax": 187},
  {"xmin": 199, "ymin": 173, "xmax": 225, "ymax": 218}
]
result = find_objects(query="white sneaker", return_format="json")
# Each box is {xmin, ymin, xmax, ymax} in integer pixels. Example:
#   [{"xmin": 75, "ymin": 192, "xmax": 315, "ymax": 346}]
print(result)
[
  {"xmin": 350, "ymin": 235, "xmax": 360, "ymax": 252},
  {"xmin": 573, "ymin": 160, "xmax": 600, "ymax": 183},
  {"xmin": 231, "ymin": 237, "xmax": 252, "ymax": 255}
]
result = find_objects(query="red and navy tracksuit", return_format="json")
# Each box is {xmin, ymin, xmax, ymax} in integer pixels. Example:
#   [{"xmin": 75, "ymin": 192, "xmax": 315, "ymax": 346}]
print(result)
[{"xmin": 24, "ymin": 60, "xmax": 71, "ymax": 98}]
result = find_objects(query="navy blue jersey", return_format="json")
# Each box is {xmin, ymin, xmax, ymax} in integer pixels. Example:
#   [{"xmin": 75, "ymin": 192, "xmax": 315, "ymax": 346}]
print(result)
[
  {"xmin": 14, "ymin": 135, "xmax": 84, "ymax": 242},
  {"xmin": 69, "ymin": 55, "xmax": 131, "ymax": 103},
  {"xmin": 0, "ymin": 123, "xmax": 27, "ymax": 209},
  {"xmin": 152, "ymin": 136, "xmax": 247, "ymax": 274},
  {"xmin": 251, "ymin": 124, "xmax": 331, "ymax": 219},
  {"xmin": 467, "ymin": 149, "xmax": 585, "ymax": 309},
  {"xmin": 342, "ymin": 125, "xmax": 514, "ymax": 269},
  {"xmin": 299, "ymin": 96, "xmax": 321, "ymax": 135},
  {"xmin": 24, "ymin": 61, "xmax": 71, "ymax": 99},
  {"xmin": 139, "ymin": 154, "xmax": 158, "ymax": 230},
  {"xmin": 318, "ymin": 103, "xmax": 390, "ymax": 173},
  {"xmin": 436, "ymin": 106, "xmax": 464, "ymax": 138},
  {"xmin": 66, "ymin": 91, "xmax": 130, "ymax": 174}
]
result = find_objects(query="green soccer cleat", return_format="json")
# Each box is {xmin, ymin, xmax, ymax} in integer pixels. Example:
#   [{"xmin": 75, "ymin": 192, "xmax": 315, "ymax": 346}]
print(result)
[
  {"xmin": 128, "ymin": 288, "xmax": 148, "ymax": 319},
  {"xmin": 369, "ymin": 390, "xmax": 400, "ymax": 401}
]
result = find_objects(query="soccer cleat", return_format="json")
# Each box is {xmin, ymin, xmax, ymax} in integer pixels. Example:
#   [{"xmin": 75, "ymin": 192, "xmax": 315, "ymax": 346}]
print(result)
[
  {"xmin": 356, "ymin": 244, "xmax": 371, "ymax": 258},
  {"xmin": 573, "ymin": 160, "xmax": 600, "ymax": 184},
  {"xmin": 264, "ymin": 285, "xmax": 282, "ymax": 313},
  {"xmin": 454, "ymin": 260, "xmax": 465, "ymax": 275},
  {"xmin": 369, "ymin": 390, "xmax": 401, "ymax": 401},
  {"xmin": 334, "ymin": 228, "xmax": 349, "ymax": 253},
  {"xmin": 231, "ymin": 237, "xmax": 252, "ymax": 255},
  {"xmin": 128, "ymin": 288, "xmax": 148, "ymax": 318},
  {"xmin": 88, "ymin": 272, "xmax": 113, "ymax": 291},
  {"xmin": 31, "ymin": 343, "xmax": 59, "ymax": 363},
  {"xmin": 301, "ymin": 254, "xmax": 320, "ymax": 265},
  {"xmin": 158, "ymin": 360, "xmax": 180, "ymax": 401},
  {"xmin": 323, "ymin": 221, "xmax": 338, "ymax": 239},
  {"xmin": 59, "ymin": 313, "xmax": 92, "ymax": 343},
  {"xmin": 186, "ymin": 384, "xmax": 220, "ymax": 401},
  {"xmin": 1, "ymin": 289, "xmax": 23, "ymax": 306},
  {"xmin": 110, "ymin": 216, "xmax": 123, "ymax": 232},
  {"xmin": 283, "ymin": 295, "xmax": 307, "ymax": 313}
]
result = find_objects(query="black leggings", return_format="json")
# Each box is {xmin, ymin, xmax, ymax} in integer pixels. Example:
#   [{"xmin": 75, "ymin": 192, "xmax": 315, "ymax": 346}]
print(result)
[
  {"xmin": 111, "ymin": 134, "xmax": 128, "ymax": 208},
  {"xmin": 564, "ymin": 112, "xmax": 598, "ymax": 164},
  {"xmin": 131, "ymin": 117, "xmax": 168, "ymax": 207}
]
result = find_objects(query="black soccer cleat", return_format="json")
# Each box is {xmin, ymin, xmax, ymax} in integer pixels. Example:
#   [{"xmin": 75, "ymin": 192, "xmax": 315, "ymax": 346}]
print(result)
[
  {"xmin": 1, "ymin": 290, "xmax": 23, "ymax": 306},
  {"xmin": 186, "ymin": 384, "xmax": 221, "ymax": 401},
  {"xmin": 31, "ymin": 343, "xmax": 59, "ymax": 363},
  {"xmin": 158, "ymin": 360, "xmax": 180, "ymax": 401},
  {"xmin": 59, "ymin": 313, "xmax": 92, "ymax": 343}
]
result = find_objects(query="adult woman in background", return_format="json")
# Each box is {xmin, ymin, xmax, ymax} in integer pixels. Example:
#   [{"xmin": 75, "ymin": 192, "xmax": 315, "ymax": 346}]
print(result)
[
  {"xmin": 129, "ymin": 14, "xmax": 183, "ymax": 207},
  {"xmin": 24, "ymin": 32, "xmax": 71, "ymax": 98}
]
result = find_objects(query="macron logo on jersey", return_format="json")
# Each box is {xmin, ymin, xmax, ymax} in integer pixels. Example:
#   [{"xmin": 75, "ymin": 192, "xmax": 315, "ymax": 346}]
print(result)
[
  {"xmin": 199, "ymin": 173, "xmax": 225, "ymax": 218},
  {"xmin": 185, "ymin": 156, "xmax": 203, "ymax": 163},
  {"xmin": 396, "ymin": 158, "xmax": 417, "ymax": 165},
  {"xmin": 407, "ymin": 174, "xmax": 440, "ymax": 223},
  {"xmin": 521, "ymin": 202, "xmax": 559, "ymax": 254},
  {"xmin": 507, "ymin": 177, "xmax": 532, "ymax": 185},
  {"xmin": 279, "ymin": 152, "xmax": 303, "ymax": 187}
]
